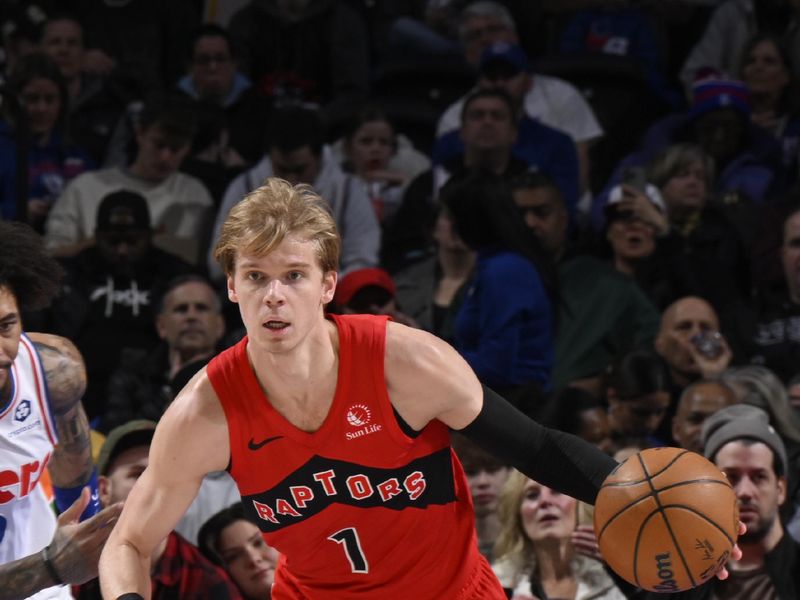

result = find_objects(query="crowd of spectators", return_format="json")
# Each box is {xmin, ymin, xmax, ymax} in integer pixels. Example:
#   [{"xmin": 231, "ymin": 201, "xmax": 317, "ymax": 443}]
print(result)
[{"xmin": 6, "ymin": 0, "xmax": 800, "ymax": 598}]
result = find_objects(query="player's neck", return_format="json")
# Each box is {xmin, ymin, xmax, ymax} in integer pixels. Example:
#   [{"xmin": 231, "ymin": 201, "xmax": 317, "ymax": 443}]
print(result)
[{"xmin": 248, "ymin": 320, "xmax": 339, "ymax": 414}]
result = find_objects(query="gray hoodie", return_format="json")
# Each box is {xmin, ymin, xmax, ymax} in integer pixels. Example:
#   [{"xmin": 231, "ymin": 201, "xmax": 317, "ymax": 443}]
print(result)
[{"xmin": 207, "ymin": 146, "xmax": 380, "ymax": 280}]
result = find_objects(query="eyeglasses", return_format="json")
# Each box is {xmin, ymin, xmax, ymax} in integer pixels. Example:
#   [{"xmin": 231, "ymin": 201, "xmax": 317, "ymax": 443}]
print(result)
[{"xmin": 193, "ymin": 54, "xmax": 232, "ymax": 67}]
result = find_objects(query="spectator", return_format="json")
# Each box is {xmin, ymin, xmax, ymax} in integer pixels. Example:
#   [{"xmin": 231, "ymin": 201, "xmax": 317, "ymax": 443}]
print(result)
[
  {"xmin": 655, "ymin": 296, "xmax": 733, "ymax": 392},
  {"xmin": 539, "ymin": 386, "xmax": 614, "ymax": 454},
  {"xmin": 451, "ymin": 432, "xmax": 510, "ymax": 562},
  {"xmin": 510, "ymin": 171, "xmax": 660, "ymax": 394},
  {"xmin": 38, "ymin": 12, "xmax": 131, "ymax": 165},
  {"xmin": 67, "ymin": 0, "xmax": 200, "ymax": 95},
  {"xmin": 392, "ymin": 203, "xmax": 476, "ymax": 338},
  {"xmin": 680, "ymin": 0, "xmax": 800, "ymax": 93},
  {"xmin": 198, "ymin": 503, "xmax": 280, "ymax": 600},
  {"xmin": 44, "ymin": 92, "xmax": 214, "ymax": 266},
  {"xmin": 605, "ymin": 144, "xmax": 751, "ymax": 315},
  {"xmin": 7, "ymin": 52, "xmax": 94, "ymax": 231},
  {"xmin": 593, "ymin": 77, "xmax": 783, "ymax": 231},
  {"xmin": 383, "ymin": 88, "xmax": 542, "ymax": 269},
  {"xmin": 74, "ymin": 420, "xmax": 243, "ymax": 599},
  {"xmin": 639, "ymin": 403, "xmax": 800, "ymax": 598},
  {"xmin": 227, "ymin": 0, "xmax": 369, "ymax": 121},
  {"xmin": 176, "ymin": 23, "xmax": 270, "ymax": 165},
  {"xmin": 443, "ymin": 171, "xmax": 555, "ymax": 401},
  {"xmin": 331, "ymin": 267, "xmax": 418, "ymax": 328},
  {"xmin": 605, "ymin": 349, "xmax": 671, "ymax": 450},
  {"xmin": 740, "ymin": 33, "xmax": 800, "ymax": 181},
  {"xmin": 209, "ymin": 106, "xmax": 380, "ymax": 281},
  {"xmin": 48, "ymin": 190, "xmax": 195, "ymax": 420},
  {"xmin": 492, "ymin": 470, "xmax": 625, "ymax": 599},
  {"xmin": 103, "ymin": 274, "xmax": 225, "ymax": 432},
  {"xmin": 441, "ymin": 1, "xmax": 603, "ymax": 196},
  {"xmin": 336, "ymin": 104, "xmax": 429, "ymax": 227},
  {"xmin": 434, "ymin": 43, "xmax": 581, "ymax": 215},
  {"xmin": 671, "ymin": 379, "xmax": 738, "ymax": 454}
]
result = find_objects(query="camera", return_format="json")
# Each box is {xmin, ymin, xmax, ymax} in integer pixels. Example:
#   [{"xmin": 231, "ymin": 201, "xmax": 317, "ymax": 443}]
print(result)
[{"xmin": 691, "ymin": 331, "xmax": 723, "ymax": 359}]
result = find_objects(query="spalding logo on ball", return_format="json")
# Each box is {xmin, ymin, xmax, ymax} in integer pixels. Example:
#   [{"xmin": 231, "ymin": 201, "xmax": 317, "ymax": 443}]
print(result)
[
  {"xmin": 346, "ymin": 404, "xmax": 371, "ymax": 427},
  {"xmin": 594, "ymin": 447, "xmax": 739, "ymax": 593}
]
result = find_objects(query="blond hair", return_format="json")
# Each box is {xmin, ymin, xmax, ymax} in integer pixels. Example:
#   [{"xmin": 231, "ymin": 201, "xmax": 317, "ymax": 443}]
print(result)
[{"xmin": 213, "ymin": 178, "xmax": 340, "ymax": 276}]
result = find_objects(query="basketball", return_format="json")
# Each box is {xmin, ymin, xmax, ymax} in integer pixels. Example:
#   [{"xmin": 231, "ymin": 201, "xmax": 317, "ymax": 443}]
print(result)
[{"xmin": 594, "ymin": 447, "xmax": 739, "ymax": 593}]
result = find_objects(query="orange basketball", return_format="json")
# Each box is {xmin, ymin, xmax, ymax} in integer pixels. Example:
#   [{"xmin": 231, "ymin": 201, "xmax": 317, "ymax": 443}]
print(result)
[{"xmin": 594, "ymin": 447, "xmax": 739, "ymax": 593}]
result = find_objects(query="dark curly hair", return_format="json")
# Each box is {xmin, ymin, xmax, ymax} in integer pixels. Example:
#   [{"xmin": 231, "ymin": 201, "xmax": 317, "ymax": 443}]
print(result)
[
  {"xmin": 197, "ymin": 502, "xmax": 247, "ymax": 566},
  {"xmin": 0, "ymin": 221, "xmax": 63, "ymax": 310}
]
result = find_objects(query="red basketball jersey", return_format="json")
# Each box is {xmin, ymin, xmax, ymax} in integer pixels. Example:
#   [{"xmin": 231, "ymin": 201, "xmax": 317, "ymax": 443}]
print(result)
[{"xmin": 207, "ymin": 314, "xmax": 505, "ymax": 599}]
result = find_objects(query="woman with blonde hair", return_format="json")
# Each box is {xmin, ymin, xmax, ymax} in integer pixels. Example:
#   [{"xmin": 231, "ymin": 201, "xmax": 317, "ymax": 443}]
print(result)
[{"xmin": 492, "ymin": 470, "xmax": 625, "ymax": 600}]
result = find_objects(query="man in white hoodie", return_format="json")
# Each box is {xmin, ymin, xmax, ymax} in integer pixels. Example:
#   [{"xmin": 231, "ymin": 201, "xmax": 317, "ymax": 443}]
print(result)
[{"xmin": 208, "ymin": 106, "xmax": 380, "ymax": 281}]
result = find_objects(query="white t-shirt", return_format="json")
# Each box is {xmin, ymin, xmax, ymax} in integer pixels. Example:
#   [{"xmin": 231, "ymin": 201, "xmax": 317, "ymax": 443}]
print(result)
[{"xmin": 436, "ymin": 74, "xmax": 604, "ymax": 144}]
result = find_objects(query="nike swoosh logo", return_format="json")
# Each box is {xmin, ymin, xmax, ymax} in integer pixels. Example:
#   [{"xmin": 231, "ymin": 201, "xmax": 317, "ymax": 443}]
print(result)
[{"xmin": 248, "ymin": 435, "xmax": 283, "ymax": 451}]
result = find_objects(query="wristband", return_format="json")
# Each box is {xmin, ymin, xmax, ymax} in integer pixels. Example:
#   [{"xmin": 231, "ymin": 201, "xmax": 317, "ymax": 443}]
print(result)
[
  {"xmin": 41, "ymin": 545, "xmax": 63, "ymax": 586},
  {"xmin": 53, "ymin": 467, "xmax": 100, "ymax": 521},
  {"xmin": 116, "ymin": 595, "xmax": 145, "ymax": 600}
]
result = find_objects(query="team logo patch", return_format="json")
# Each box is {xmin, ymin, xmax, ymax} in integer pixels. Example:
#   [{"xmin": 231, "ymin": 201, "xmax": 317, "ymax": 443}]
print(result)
[
  {"xmin": 346, "ymin": 404, "xmax": 371, "ymax": 427},
  {"xmin": 14, "ymin": 400, "xmax": 31, "ymax": 423}
]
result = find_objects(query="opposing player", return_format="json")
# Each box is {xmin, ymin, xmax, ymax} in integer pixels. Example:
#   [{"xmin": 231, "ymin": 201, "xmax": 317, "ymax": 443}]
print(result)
[
  {"xmin": 0, "ymin": 221, "xmax": 123, "ymax": 598},
  {"xmin": 99, "ymin": 179, "xmax": 734, "ymax": 599}
]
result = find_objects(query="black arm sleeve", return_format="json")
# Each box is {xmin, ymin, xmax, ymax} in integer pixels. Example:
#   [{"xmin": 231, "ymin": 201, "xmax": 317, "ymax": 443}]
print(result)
[{"xmin": 458, "ymin": 386, "xmax": 619, "ymax": 505}]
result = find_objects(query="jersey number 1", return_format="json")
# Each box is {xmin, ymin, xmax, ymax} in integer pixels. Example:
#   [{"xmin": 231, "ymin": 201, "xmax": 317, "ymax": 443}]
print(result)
[{"xmin": 328, "ymin": 527, "xmax": 369, "ymax": 573}]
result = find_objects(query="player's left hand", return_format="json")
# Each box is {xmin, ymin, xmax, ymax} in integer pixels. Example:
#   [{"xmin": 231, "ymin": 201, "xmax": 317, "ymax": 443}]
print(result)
[{"xmin": 714, "ymin": 521, "xmax": 746, "ymax": 580}]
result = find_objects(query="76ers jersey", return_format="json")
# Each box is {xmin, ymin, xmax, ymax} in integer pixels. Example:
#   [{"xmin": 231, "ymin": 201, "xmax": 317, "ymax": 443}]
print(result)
[
  {"xmin": 207, "ymin": 314, "xmax": 505, "ymax": 599},
  {"xmin": 0, "ymin": 333, "xmax": 69, "ymax": 599}
]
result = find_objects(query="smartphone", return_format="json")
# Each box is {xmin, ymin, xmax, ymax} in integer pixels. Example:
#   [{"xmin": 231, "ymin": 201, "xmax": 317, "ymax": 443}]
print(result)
[
  {"xmin": 621, "ymin": 166, "xmax": 648, "ymax": 193},
  {"xmin": 691, "ymin": 331, "xmax": 723, "ymax": 359}
]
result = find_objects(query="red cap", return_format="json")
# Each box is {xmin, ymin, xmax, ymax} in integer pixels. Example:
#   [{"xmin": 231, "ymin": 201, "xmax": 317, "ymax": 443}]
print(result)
[{"xmin": 334, "ymin": 268, "xmax": 396, "ymax": 306}]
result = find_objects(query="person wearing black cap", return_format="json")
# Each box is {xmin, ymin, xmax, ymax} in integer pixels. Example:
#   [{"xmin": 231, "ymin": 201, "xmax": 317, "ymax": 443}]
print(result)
[
  {"xmin": 48, "ymin": 189, "xmax": 195, "ymax": 420},
  {"xmin": 640, "ymin": 404, "xmax": 799, "ymax": 599},
  {"xmin": 73, "ymin": 420, "xmax": 243, "ymax": 600}
]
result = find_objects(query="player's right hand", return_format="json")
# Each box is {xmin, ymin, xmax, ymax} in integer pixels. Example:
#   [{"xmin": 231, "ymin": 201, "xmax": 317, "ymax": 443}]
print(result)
[{"xmin": 47, "ymin": 487, "xmax": 123, "ymax": 584}]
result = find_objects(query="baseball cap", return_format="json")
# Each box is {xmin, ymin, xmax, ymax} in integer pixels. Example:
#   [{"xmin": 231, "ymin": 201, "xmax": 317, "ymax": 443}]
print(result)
[
  {"xmin": 479, "ymin": 42, "xmax": 529, "ymax": 74},
  {"xmin": 701, "ymin": 404, "xmax": 787, "ymax": 475},
  {"xmin": 687, "ymin": 77, "xmax": 751, "ymax": 122},
  {"xmin": 605, "ymin": 182, "xmax": 666, "ymax": 216},
  {"xmin": 334, "ymin": 268, "xmax": 396, "ymax": 307},
  {"xmin": 95, "ymin": 190, "xmax": 151, "ymax": 234},
  {"xmin": 96, "ymin": 420, "xmax": 157, "ymax": 475}
]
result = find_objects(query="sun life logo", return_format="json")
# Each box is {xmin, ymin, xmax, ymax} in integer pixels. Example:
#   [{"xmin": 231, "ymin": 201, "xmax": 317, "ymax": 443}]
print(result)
[
  {"xmin": 14, "ymin": 400, "xmax": 31, "ymax": 423},
  {"xmin": 346, "ymin": 404, "xmax": 371, "ymax": 427}
]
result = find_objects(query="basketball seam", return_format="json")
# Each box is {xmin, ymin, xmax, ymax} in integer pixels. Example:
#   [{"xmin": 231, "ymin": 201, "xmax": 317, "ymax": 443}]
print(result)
[
  {"xmin": 637, "ymin": 452, "xmax": 698, "ymax": 590},
  {"xmin": 657, "ymin": 504, "xmax": 737, "ymax": 548},
  {"xmin": 601, "ymin": 450, "xmax": 691, "ymax": 488}
]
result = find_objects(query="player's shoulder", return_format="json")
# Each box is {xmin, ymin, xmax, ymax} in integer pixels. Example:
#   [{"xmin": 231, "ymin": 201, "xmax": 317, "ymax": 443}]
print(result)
[
  {"xmin": 27, "ymin": 332, "xmax": 82, "ymax": 364},
  {"xmin": 385, "ymin": 321, "xmax": 452, "ymax": 368}
]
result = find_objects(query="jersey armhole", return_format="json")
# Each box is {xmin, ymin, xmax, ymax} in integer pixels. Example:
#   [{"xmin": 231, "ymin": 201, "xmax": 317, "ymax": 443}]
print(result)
[{"xmin": 392, "ymin": 406, "xmax": 422, "ymax": 439}]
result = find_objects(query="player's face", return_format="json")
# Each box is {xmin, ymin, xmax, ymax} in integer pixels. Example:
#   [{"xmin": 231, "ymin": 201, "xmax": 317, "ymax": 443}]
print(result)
[
  {"xmin": 577, "ymin": 407, "xmax": 613, "ymax": 454},
  {"xmin": 464, "ymin": 465, "xmax": 509, "ymax": 518},
  {"xmin": 0, "ymin": 287, "xmax": 22, "ymax": 401},
  {"xmin": 716, "ymin": 441, "xmax": 785, "ymax": 544},
  {"xmin": 100, "ymin": 445, "xmax": 150, "ymax": 505},
  {"xmin": 218, "ymin": 519, "xmax": 279, "ymax": 600},
  {"xmin": 672, "ymin": 383, "xmax": 735, "ymax": 454},
  {"xmin": 227, "ymin": 234, "xmax": 336, "ymax": 356},
  {"xmin": 520, "ymin": 479, "xmax": 577, "ymax": 542},
  {"xmin": 156, "ymin": 281, "xmax": 224, "ymax": 356}
]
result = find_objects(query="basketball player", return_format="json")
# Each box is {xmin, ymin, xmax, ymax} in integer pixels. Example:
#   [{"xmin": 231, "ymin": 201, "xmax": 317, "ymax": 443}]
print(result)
[
  {"xmin": 0, "ymin": 221, "xmax": 123, "ymax": 598},
  {"xmin": 99, "ymin": 179, "xmax": 738, "ymax": 599}
]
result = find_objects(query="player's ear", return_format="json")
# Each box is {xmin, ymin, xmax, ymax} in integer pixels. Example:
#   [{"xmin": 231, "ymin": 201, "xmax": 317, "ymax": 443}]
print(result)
[
  {"xmin": 321, "ymin": 270, "xmax": 337, "ymax": 305},
  {"xmin": 227, "ymin": 275, "xmax": 238, "ymax": 303}
]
